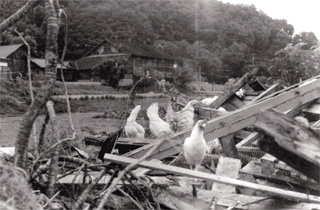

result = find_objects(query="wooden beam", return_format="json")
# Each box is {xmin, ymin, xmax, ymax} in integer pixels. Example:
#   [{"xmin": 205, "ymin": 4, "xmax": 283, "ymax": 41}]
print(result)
[
  {"xmin": 246, "ymin": 83, "xmax": 280, "ymax": 105},
  {"xmin": 168, "ymin": 186, "xmax": 320, "ymax": 210},
  {"xmin": 254, "ymin": 108, "xmax": 320, "ymax": 166},
  {"xmin": 223, "ymin": 94, "xmax": 246, "ymax": 111},
  {"xmin": 241, "ymin": 158, "xmax": 318, "ymax": 189},
  {"xmin": 236, "ymin": 99, "xmax": 315, "ymax": 148},
  {"xmin": 209, "ymin": 68, "xmax": 258, "ymax": 109},
  {"xmin": 124, "ymin": 78, "xmax": 320, "ymax": 161},
  {"xmin": 218, "ymin": 133, "xmax": 240, "ymax": 158},
  {"xmin": 236, "ymin": 132, "xmax": 263, "ymax": 147},
  {"xmin": 104, "ymin": 154, "xmax": 320, "ymax": 203},
  {"xmin": 257, "ymin": 135, "xmax": 320, "ymax": 182}
]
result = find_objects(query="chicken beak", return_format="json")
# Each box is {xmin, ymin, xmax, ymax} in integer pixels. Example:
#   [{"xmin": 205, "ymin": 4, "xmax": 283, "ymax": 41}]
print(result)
[{"xmin": 199, "ymin": 120, "xmax": 207, "ymax": 129}]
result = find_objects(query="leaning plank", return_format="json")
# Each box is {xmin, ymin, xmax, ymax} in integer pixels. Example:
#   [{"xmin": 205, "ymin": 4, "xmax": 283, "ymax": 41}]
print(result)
[
  {"xmin": 236, "ymin": 132, "xmax": 263, "ymax": 147},
  {"xmin": 218, "ymin": 133, "xmax": 240, "ymax": 158},
  {"xmin": 209, "ymin": 68, "xmax": 258, "ymax": 109},
  {"xmin": 236, "ymin": 99, "xmax": 317, "ymax": 147},
  {"xmin": 246, "ymin": 83, "xmax": 280, "ymax": 105},
  {"xmin": 124, "ymin": 78, "xmax": 320, "ymax": 161},
  {"xmin": 104, "ymin": 154, "xmax": 320, "ymax": 203},
  {"xmin": 254, "ymin": 108, "xmax": 320, "ymax": 166}
]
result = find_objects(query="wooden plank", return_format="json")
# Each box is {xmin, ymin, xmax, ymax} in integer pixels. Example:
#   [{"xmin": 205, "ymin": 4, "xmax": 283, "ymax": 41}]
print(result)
[
  {"xmin": 247, "ymin": 83, "xmax": 280, "ymax": 105},
  {"xmin": 255, "ymin": 108, "xmax": 320, "ymax": 166},
  {"xmin": 117, "ymin": 138, "xmax": 156, "ymax": 146},
  {"xmin": 168, "ymin": 186, "xmax": 320, "ymax": 210},
  {"xmin": 236, "ymin": 99, "xmax": 316, "ymax": 148},
  {"xmin": 241, "ymin": 159, "xmax": 318, "ymax": 190},
  {"xmin": 124, "ymin": 78, "xmax": 320, "ymax": 161},
  {"xmin": 237, "ymin": 173, "xmax": 267, "ymax": 197},
  {"xmin": 236, "ymin": 132, "xmax": 263, "ymax": 147},
  {"xmin": 223, "ymin": 94, "xmax": 246, "ymax": 111},
  {"xmin": 104, "ymin": 154, "xmax": 320, "ymax": 203},
  {"xmin": 218, "ymin": 133, "xmax": 240, "ymax": 158},
  {"xmin": 211, "ymin": 156, "xmax": 242, "ymax": 193},
  {"xmin": 57, "ymin": 172, "xmax": 111, "ymax": 184},
  {"xmin": 258, "ymin": 135, "xmax": 320, "ymax": 182},
  {"xmin": 209, "ymin": 68, "xmax": 258, "ymax": 109}
]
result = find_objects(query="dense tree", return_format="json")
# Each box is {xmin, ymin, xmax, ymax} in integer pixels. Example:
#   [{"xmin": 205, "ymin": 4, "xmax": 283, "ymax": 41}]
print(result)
[
  {"xmin": 1, "ymin": 0, "xmax": 317, "ymax": 84},
  {"xmin": 269, "ymin": 42, "xmax": 320, "ymax": 84},
  {"xmin": 293, "ymin": 32, "xmax": 318, "ymax": 50}
]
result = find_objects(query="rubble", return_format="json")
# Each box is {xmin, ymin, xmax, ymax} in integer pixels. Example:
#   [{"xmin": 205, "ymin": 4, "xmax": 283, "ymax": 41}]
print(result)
[{"xmin": 2, "ymin": 73, "xmax": 320, "ymax": 210}]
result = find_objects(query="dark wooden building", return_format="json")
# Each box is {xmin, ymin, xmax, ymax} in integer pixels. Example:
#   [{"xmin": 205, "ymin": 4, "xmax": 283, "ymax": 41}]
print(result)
[
  {"xmin": 0, "ymin": 44, "xmax": 27, "ymax": 79},
  {"xmin": 70, "ymin": 38, "xmax": 175, "ymax": 84},
  {"xmin": 30, "ymin": 58, "xmax": 71, "ymax": 81}
]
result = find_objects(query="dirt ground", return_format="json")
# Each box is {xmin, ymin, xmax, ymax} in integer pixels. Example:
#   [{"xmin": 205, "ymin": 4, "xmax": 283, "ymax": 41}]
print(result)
[{"xmin": 0, "ymin": 97, "xmax": 170, "ymax": 147}]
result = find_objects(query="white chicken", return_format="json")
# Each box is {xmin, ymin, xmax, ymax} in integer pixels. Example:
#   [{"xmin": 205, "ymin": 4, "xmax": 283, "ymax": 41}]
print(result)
[
  {"xmin": 165, "ymin": 100, "xmax": 199, "ymax": 132},
  {"xmin": 201, "ymin": 95, "xmax": 219, "ymax": 107},
  {"xmin": 294, "ymin": 116, "xmax": 309, "ymax": 126},
  {"xmin": 124, "ymin": 105, "xmax": 145, "ymax": 138},
  {"xmin": 200, "ymin": 95, "xmax": 227, "ymax": 112},
  {"xmin": 183, "ymin": 120, "xmax": 207, "ymax": 171},
  {"xmin": 174, "ymin": 99, "xmax": 198, "ymax": 132},
  {"xmin": 147, "ymin": 102, "xmax": 173, "ymax": 138}
]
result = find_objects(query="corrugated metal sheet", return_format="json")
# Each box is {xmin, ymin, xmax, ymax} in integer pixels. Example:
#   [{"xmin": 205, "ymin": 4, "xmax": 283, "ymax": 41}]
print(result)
[
  {"xmin": 0, "ymin": 44, "xmax": 24, "ymax": 58},
  {"xmin": 31, "ymin": 58, "xmax": 69, "ymax": 69}
]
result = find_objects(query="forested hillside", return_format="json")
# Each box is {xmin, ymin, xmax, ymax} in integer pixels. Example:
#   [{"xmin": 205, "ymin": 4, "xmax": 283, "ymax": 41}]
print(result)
[{"xmin": 1, "ymin": 0, "xmax": 319, "ymax": 84}]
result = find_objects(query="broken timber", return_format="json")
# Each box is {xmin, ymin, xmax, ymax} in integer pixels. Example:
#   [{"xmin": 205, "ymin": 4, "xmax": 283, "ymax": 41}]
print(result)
[
  {"xmin": 104, "ymin": 154, "xmax": 320, "ymax": 203},
  {"xmin": 209, "ymin": 67, "xmax": 259, "ymax": 109},
  {"xmin": 255, "ymin": 108, "xmax": 320, "ymax": 166},
  {"xmin": 124, "ymin": 77, "xmax": 320, "ymax": 161}
]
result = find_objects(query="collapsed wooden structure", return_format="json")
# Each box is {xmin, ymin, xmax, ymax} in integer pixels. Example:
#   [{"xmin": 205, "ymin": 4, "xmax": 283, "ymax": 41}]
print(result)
[
  {"xmin": 14, "ymin": 71, "xmax": 319, "ymax": 209},
  {"xmin": 98, "ymin": 73, "xmax": 320, "ymax": 209}
]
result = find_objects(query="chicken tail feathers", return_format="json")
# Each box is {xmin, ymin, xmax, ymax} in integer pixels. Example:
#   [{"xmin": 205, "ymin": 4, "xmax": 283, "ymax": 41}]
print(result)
[
  {"xmin": 147, "ymin": 102, "xmax": 160, "ymax": 121},
  {"xmin": 127, "ymin": 105, "xmax": 141, "ymax": 123}
]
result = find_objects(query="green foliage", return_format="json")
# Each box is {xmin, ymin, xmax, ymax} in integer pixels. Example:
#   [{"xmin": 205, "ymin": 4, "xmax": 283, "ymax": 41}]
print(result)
[
  {"xmin": 270, "ymin": 42, "xmax": 320, "ymax": 84},
  {"xmin": 2, "ymin": 0, "xmax": 318, "ymax": 84},
  {"xmin": 0, "ymin": 0, "xmax": 46, "ymax": 57},
  {"xmin": 293, "ymin": 32, "xmax": 318, "ymax": 50}
]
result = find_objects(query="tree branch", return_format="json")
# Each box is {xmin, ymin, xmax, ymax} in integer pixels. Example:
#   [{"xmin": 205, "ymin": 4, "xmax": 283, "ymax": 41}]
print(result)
[
  {"xmin": 97, "ymin": 139, "xmax": 167, "ymax": 210},
  {"xmin": 0, "ymin": 0, "xmax": 42, "ymax": 32},
  {"xmin": 14, "ymin": 0, "xmax": 60, "ymax": 169}
]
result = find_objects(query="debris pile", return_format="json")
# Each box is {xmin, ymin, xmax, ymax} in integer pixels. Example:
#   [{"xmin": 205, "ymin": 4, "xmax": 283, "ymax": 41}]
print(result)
[{"xmin": 2, "ymin": 70, "xmax": 320, "ymax": 210}]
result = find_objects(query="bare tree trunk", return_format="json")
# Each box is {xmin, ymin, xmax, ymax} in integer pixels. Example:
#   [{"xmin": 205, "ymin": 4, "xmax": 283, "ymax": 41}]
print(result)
[
  {"xmin": 0, "ymin": 0, "xmax": 42, "ymax": 32},
  {"xmin": 14, "ymin": 0, "xmax": 60, "ymax": 169},
  {"xmin": 45, "ymin": 101, "xmax": 60, "ymax": 197}
]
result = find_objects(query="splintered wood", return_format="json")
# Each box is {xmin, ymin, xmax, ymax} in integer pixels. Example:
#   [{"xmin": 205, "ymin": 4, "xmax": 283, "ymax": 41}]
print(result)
[
  {"xmin": 254, "ymin": 108, "xmax": 320, "ymax": 166},
  {"xmin": 124, "ymin": 77, "xmax": 320, "ymax": 161},
  {"xmin": 32, "ymin": 75, "xmax": 320, "ymax": 210},
  {"xmin": 102, "ymin": 76, "xmax": 320, "ymax": 210}
]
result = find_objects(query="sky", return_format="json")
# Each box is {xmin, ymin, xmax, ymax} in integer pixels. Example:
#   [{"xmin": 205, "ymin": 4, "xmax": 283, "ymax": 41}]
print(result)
[{"xmin": 219, "ymin": 0, "xmax": 320, "ymax": 39}]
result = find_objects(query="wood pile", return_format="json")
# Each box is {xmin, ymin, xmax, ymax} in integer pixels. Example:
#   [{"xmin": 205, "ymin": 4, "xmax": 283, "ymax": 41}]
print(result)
[{"xmin": 3, "ymin": 72, "xmax": 320, "ymax": 210}]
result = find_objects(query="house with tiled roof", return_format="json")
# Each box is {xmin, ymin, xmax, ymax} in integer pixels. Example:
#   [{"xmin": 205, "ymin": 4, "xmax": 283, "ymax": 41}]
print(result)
[{"xmin": 70, "ymin": 38, "xmax": 175, "ymax": 83}]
